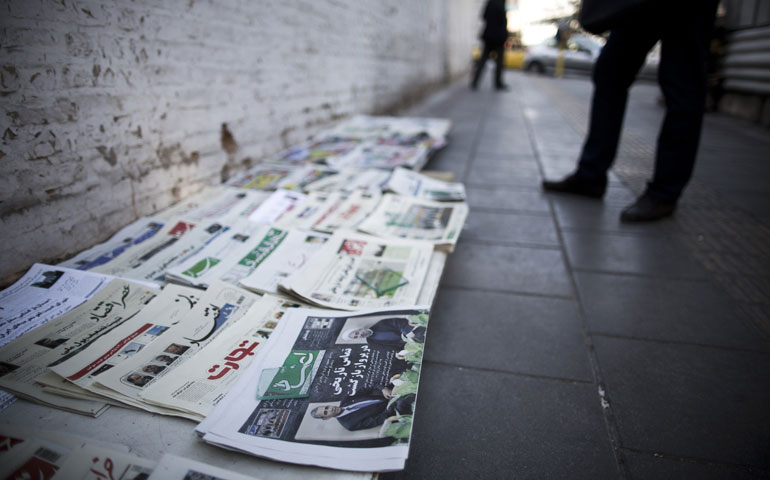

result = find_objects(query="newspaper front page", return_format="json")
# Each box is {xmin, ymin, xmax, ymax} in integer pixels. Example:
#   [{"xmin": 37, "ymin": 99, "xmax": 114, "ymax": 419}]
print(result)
[
  {"xmin": 386, "ymin": 167, "xmax": 466, "ymax": 202},
  {"xmin": 326, "ymin": 143, "xmax": 428, "ymax": 171},
  {"xmin": 303, "ymin": 169, "xmax": 391, "ymax": 195},
  {"xmin": 277, "ymin": 165, "xmax": 338, "ymax": 191},
  {"xmin": 273, "ymin": 137, "xmax": 360, "ymax": 166},
  {"xmin": 0, "ymin": 264, "xmax": 115, "ymax": 411},
  {"xmin": 280, "ymin": 231, "xmax": 433, "ymax": 311},
  {"xmin": 199, "ymin": 306, "xmax": 430, "ymax": 472},
  {"xmin": 312, "ymin": 190, "xmax": 382, "ymax": 234},
  {"xmin": 89, "ymin": 282, "xmax": 261, "ymax": 414},
  {"xmin": 139, "ymin": 294, "xmax": 302, "ymax": 420},
  {"xmin": 272, "ymin": 192, "xmax": 341, "ymax": 230},
  {"xmin": 247, "ymin": 189, "xmax": 308, "ymax": 225},
  {"xmin": 0, "ymin": 279, "xmax": 160, "ymax": 416},
  {"xmin": 357, "ymin": 194, "xmax": 468, "ymax": 251},
  {"xmin": 237, "ymin": 230, "xmax": 329, "ymax": 295},
  {"xmin": 39, "ymin": 284, "xmax": 202, "ymax": 405},
  {"xmin": 227, "ymin": 164, "xmax": 297, "ymax": 191},
  {"xmin": 148, "ymin": 453, "xmax": 258, "ymax": 480}
]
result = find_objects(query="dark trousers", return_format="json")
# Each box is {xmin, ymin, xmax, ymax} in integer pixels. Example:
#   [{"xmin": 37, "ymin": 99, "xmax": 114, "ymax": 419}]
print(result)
[
  {"xmin": 576, "ymin": 0, "xmax": 719, "ymax": 202},
  {"xmin": 471, "ymin": 43, "xmax": 504, "ymax": 88}
]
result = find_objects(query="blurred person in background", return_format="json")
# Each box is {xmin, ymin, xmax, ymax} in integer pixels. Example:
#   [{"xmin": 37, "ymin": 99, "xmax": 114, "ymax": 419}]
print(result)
[
  {"xmin": 471, "ymin": 0, "xmax": 509, "ymax": 91},
  {"xmin": 542, "ymin": 0, "xmax": 720, "ymax": 221}
]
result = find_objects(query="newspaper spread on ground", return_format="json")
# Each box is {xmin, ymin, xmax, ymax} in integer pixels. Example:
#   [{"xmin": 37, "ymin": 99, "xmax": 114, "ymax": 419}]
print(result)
[
  {"xmin": 272, "ymin": 191, "xmax": 341, "ymax": 230},
  {"xmin": 58, "ymin": 218, "xmax": 166, "ymax": 271},
  {"xmin": 227, "ymin": 164, "xmax": 297, "ymax": 191},
  {"xmin": 386, "ymin": 167, "xmax": 466, "ymax": 202},
  {"xmin": 89, "ymin": 281, "xmax": 261, "ymax": 414},
  {"xmin": 0, "ymin": 279, "xmax": 159, "ymax": 416},
  {"xmin": 0, "ymin": 424, "xmax": 154, "ymax": 480},
  {"xmin": 326, "ymin": 143, "xmax": 428, "ymax": 171},
  {"xmin": 38, "ymin": 284, "xmax": 202, "ymax": 405},
  {"xmin": 312, "ymin": 190, "xmax": 382, "ymax": 234},
  {"xmin": 93, "ymin": 220, "xmax": 232, "ymax": 286},
  {"xmin": 277, "ymin": 165, "xmax": 338, "ymax": 191},
  {"xmin": 273, "ymin": 137, "xmax": 360, "ymax": 166},
  {"xmin": 280, "ymin": 231, "xmax": 433, "ymax": 311},
  {"xmin": 164, "ymin": 221, "xmax": 270, "ymax": 288},
  {"xmin": 0, "ymin": 264, "xmax": 115, "ymax": 411},
  {"xmin": 415, "ymin": 250, "xmax": 447, "ymax": 307},
  {"xmin": 357, "ymin": 194, "xmax": 468, "ymax": 251},
  {"xmin": 140, "ymin": 294, "xmax": 303, "ymax": 421},
  {"xmin": 148, "ymin": 453, "xmax": 257, "ymax": 480},
  {"xmin": 303, "ymin": 169, "xmax": 390, "ymax": 194},
  {"xmin": 237, "ymin": 230, "xmax": 329, "ymax": 295},
  {"xmin": 247, "ymin": 189, "xmax": 308, "ymax": 225},
  {"xmin": 199, "ymin": 305, "xmax": 430, "ymax": 472},
  {"xmin": 324, "ymin": 115, "xmax": 451, "ymax": 146}
]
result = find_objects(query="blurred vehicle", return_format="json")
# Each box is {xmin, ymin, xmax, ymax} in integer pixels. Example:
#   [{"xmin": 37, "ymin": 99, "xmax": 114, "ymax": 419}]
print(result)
[
  {"xmin": 523, "ymin": 34, "xmax": 659, "ymax": 80},
  {"xmin": 471, "ymin": 44, "xmax": 527, "ymax": 69}
]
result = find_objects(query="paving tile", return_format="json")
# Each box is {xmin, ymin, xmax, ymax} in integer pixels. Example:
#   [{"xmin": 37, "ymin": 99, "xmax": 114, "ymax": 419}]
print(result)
[
  {"xmin": 594, "ymin": 337, "xmax": 770, "ymax": 468},
  {"xmin": 623, "ymin": 451, "xmax": 769, "ymax": 480},
  {"xmin": 426, "ymin": 288, "xmax": 593, "ymax": 380},
  {"xmin": 472, "ymin": 151, "xmax": 538, "ymax": 165},
  {"xmin": 463, "ymin": 209, "xmax": 559, "ymax": 246},
  {"xmin": 424, "ymin": 151, "xmax": 470, "ymax": 182},
  {"xmin": 575, "ymin": 272, "xmax": 769, "ymax": 350},
  {"xmin": 382, "ymin": 363, "xmax": 619, "ymax": 480},
  {"xmin": 466, "ymin": 185, "xmax": 550, "ymax": 213},
  {"xmin": 465, "ymin": 162, "xmax": 542, "ymax": 187},
  {"xmin": 442, "ymin": 240, "xmax": 572, "ymax": 297},
  {"xmin": 562, "ymin": 231, "xmax": 708, "ymax": 278}
]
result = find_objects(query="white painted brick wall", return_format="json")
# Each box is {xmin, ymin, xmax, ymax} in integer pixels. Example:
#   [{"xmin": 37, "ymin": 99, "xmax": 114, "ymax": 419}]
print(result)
[{"xmin": 0, "ymin": 0, "xmax": 483, "ymax": 285}]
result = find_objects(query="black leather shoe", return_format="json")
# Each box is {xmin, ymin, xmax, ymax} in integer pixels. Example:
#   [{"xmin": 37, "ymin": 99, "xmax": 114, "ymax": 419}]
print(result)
[
  {"xmin": 542, "ymin": 174, "xmax": 606, "ymax": 199},
  {"xmin": 620, "ymin": 194, "xmax": 676, "ymax": 222}
]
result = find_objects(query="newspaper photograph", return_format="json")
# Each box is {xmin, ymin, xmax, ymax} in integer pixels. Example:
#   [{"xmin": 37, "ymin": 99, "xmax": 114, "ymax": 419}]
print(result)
[
  {"xmin": 140, "ymin": 294, "xmax": 302, "ymax": 420},
  {"xmin": 247, "ymin": 189, "xmax": 307, "ymax": 225},
  {"xmin": 227, "ymin": 164, "xmax": 297, "ymax": 191},
  {"xmin": 357, "ymin": 194, "xmax": 468, "ymax": 251},
  {"xmin": 148, "ymin": 453, "xmax": 257, "ymax": 480},
  {"xmin": 386, "ymin": 167, "xmax": 466, "ymax": 202},
  {"xmin": 39, "ymin": 284, "xmax": 202, "ymax": 405},
  {"xmin": 164, "ymin": 221, "xmax": 270, "ymax": 288},
  {"xmin": 238, "ymin": 229, "xmax": 329, "ymax": 295},
  {"xmin": 199, "ymin": 305, "xmax": 430, "ymax": 472},
  {"xmin": 58, "ymin": 217, "xmax": 166, "ymax": 271},
  {"xmin": 0, "ymin": 279, "xmax": 160, "ymax": 416},
  {"xmin": 280, "ymin": 231, "xmax": 433, "ymax": 311},
  {"xmin": 312, "ymin": 190, "xmax": 382, "ymax": 234},
  {"xmin": 274, "ymin": 137, "xmax": 360, "ymax": 166},
  {"xmin": 89, "ymin": 281, "xmax": 261, "ymax": 414}
]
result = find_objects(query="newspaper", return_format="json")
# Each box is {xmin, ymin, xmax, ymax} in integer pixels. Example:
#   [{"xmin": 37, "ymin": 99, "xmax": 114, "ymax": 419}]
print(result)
[
  {"xmin": 323, "ymin": 115, "xmax": 451, "ymax": 146},
  {"xmin": 272, "ymin": 191, "xmax": 342, "ymax": 230},
  {"xmin": 153, "ymin": 185, "xmax": 229, "ymax": 220},
  {"xmin": 58, "ymin": 217, "xmax": 166, "ymax": 271},
  {"xmin": 0, "ymin": 279, "xmax": 159, "ymax": 416},
  {"xmin": 0, "ymin": 424, "xmax": 154, "ymax": 480},
  {"xmin": 280, "ymin": 231, "xmax": 433, "ymax": 311},
  {"xmin": 92, "ymin": 220, "xmax": 232, "ymax": 286},
  {"xmin": 148, "ymin": 453, "xmax": 257, "ymax": 480},
  {"xmin": 38, "ymin": 284, "xmax": 202, "ymax": 405},
  {"xmin": 273, "ymin": 137, "xmax": 360, "ymax": 166},
  {"xmin": 139, "ymin": 294, "xmax": 303, "ymax": 420},
  {"xmin": 199, "ymin": 305, "xmax": 430, "ymax": 472},
  {"xmin": 326, "ymin": 143, "xmax": 428, "ymax": 171},
  {"xmin": 0, "ymin": 264, "xmax": 115, "ymax": 411},
  {"xmin": 227, "ymin": 164, "xmax": 298, "ymax": 191},
  {"xmin": 416, "ymin": 250, "xmax": 447, "ymax": 307},
  {"xmin": 303, "ymin": 168, "xmax": 390, "ymax": 194},
  {"xmin": 164, "ymin": 221, "xmax": 270, "ymax": 288},
  {"xmin": 386, "ymin": 167, "xmax": 466, "ymax": 202},
  {"xmin": 238, "ymin": 229, "xmax": 329, "ymax": 295},
  {"xmin": 247, "ymin": 189, "xmax": 307, "ymax": 225},
  {"xmin": 312, "ymin": 190, "xmax": 382, "ymax": 234},
  {"xmin": 89, "ymin": 281, "xmax": 262, "ymax": 414},
  {"xmin": 357, "ymin": 194, "xmax": 468, "ymax": 251},
  {"xmin": 277, "ymin": 165, "xmax": 339, "ymax": 191}
]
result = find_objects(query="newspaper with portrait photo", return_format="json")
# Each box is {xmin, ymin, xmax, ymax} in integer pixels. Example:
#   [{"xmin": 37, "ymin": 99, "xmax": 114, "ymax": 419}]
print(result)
[{"xmin": 198, "ymin": 305, "xmax": 430, "ymax": 472}]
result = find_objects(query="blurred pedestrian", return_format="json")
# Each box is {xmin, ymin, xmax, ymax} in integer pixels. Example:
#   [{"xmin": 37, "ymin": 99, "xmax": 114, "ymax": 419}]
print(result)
[
  {"xmin": 542, "ymin": 0, "xmax": 720, "ymax": 221},
  {"xmin": 471, "ymin": 0, "xmax": 509, "ymax": 91}
]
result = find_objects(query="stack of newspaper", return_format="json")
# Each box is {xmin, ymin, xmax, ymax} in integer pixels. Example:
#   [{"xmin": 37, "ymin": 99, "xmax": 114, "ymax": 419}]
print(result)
[{"xmin": 0, "ymin": 114, "xmax": 465, "ymax": 473}]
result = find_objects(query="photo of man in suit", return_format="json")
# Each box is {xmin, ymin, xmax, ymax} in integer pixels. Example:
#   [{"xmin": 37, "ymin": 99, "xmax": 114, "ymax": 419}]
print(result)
[
  {"xmin": 310, "ymin": 386, "xmax": 415, "ymax": 432},
  {"xmin": 341, "ymin": 317, "xmax": 425, "ymax": 349}
]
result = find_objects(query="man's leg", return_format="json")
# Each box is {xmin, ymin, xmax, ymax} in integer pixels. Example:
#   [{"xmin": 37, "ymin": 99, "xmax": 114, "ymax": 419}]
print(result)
[
  {"xmin": 471, "ymin": 44, "xmax": 492, "ymax": 89},
  {"xmin": 493, "ymin": 45, "xmax": 506, "ymax": 89}
]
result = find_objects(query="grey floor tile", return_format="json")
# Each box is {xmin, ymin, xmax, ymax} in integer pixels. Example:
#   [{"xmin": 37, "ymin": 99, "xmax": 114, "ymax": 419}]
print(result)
[
  {"xmin": 466, "ymin": 185, "xmax": 550, "ymax": 213},
  {"xmin": 426, "ymin": 287, "xmax": 593, "ymax": 380},
  {"xmin": 463, "ymin": 209, "xmax": 559, "ymax": 246},
  {"xmin": 382, "ymin": 363, "xmax": 619, "ymax": 480},
  {"xmin": 576, "ymin": 272, "xmax": 769, "ymax": 350},
  {"xmin": 465, "ymin": 163, "xmax": 542, "ymax": 187},
  {"xmin": 562, "ymin": 231, "xmax": 708, "ymax": 278},
  {"xmin": 443, "ymin": 240, "xmax": 572, "ymax": 297},
  {"xmin": 424, "ymin": 152, "xmax": 470, "ymax": 182},
  {"xmin": 594, "ymin": 337, "xmax": 770, "ymax": 468},
  {"xmin": 624, "ymin": 451, "xmax": 769, "ymax": 480}
]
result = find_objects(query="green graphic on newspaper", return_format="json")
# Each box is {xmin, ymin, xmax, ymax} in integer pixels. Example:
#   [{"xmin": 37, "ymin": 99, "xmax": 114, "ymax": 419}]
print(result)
[
  {"xmin": 257, "ymin": 349, "xmax": 324, "ymax": 400},
  {"xmin": 182, "ymin": 257, "xmax": 220, "ymax": 279}
]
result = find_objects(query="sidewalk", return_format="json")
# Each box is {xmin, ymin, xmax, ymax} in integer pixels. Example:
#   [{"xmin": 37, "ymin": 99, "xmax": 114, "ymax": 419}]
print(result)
[{"xmin": 384, "ymin": 70, "xmax": 770, "ymax": 479}]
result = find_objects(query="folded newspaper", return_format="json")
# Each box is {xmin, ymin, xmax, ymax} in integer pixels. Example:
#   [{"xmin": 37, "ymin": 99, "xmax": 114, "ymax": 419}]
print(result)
[
  {"xmin": 198, "ymin": 305, "xmax": 430, "ymax": 472},
  {"xmin": 357, "ymin": 194, "xmax": 468, "ymax": 252},
  {"xmin": 279, "ymin": 231, "xmax": 434, "ymax": 311},
  {"xmin": 386, "ymin": 167, "xmax": 466, "ymax": 202}
]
